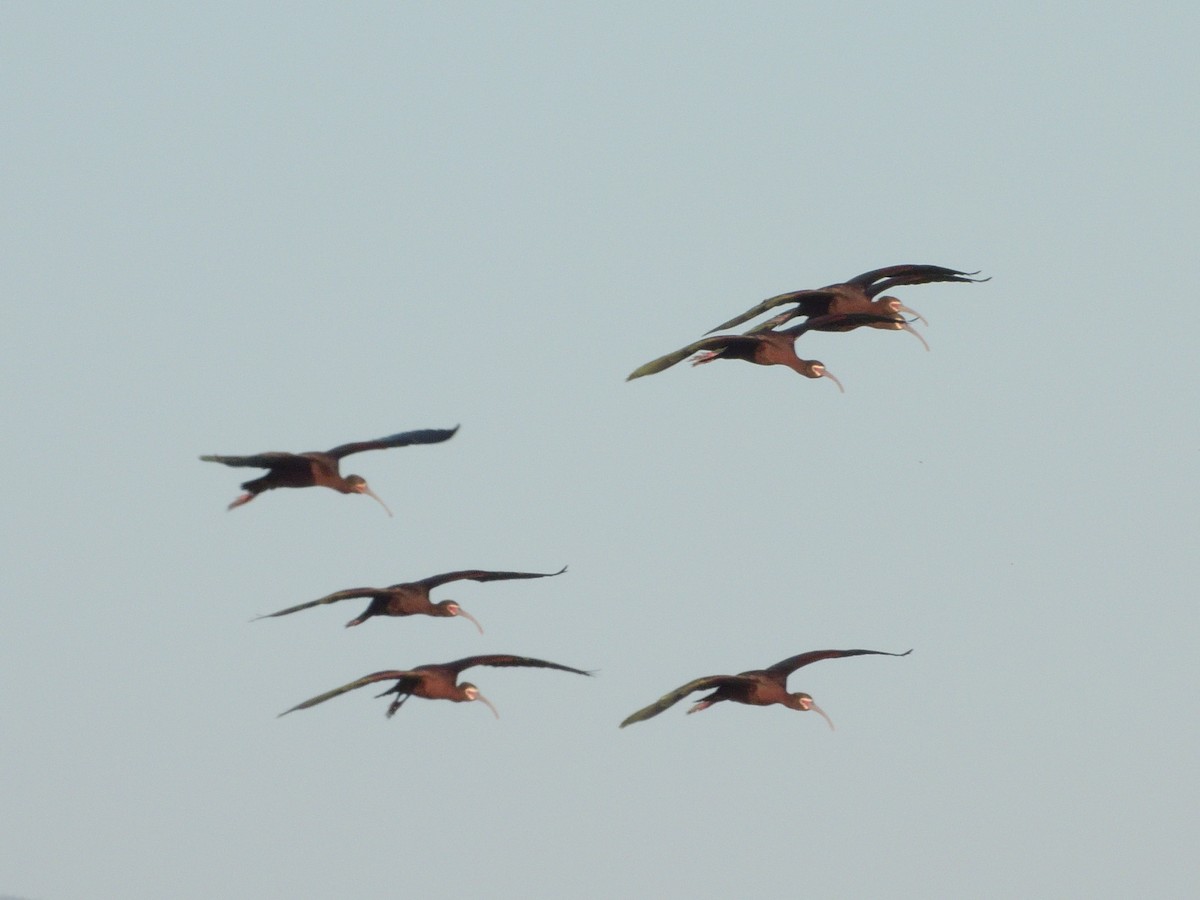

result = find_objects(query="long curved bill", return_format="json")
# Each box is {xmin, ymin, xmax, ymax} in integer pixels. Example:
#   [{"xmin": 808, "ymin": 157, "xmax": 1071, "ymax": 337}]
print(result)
[
  {"xmin": 474, "ymin": 691, "xmax": 500, "ymax": 719},
  {"xmin": 901, "ymin": 322, "xmax": 931, "ymax": 352},
  {"xmin": 456, "ymin": 607, "xmax": 485, "ymax": 635},
  {"xmin": 810, "ymin": 701, "xmax": 836, "ymax": 731},
  {"xmin": 357, "ymin": 484, "xmax": 394, "ymax": 517},
  {"xmin": 897, "ymin": 303, "xmax": 928, "ymax": 326},
  {"xmin": 821, "ymin": 369, "xmax": 845, "ymax": 393}
]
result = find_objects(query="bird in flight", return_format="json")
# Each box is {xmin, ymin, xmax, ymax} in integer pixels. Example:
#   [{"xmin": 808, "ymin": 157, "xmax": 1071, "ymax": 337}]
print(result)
[
  {"xmin": 200, "ymin": 426, "xmax": 459, "ymax": 514},
  {"xmin": 279, "ymin": 654, "xmax": 593, "ymax": 720},
  {"xmin": 619, "ymin": 648, "xmax": 912, "ymax": 729},
  {"xmin": 254, "ymin": 566, "xmax": 568, "ymax": 630},
  {"xmin": 626, "ymin": 313, "xmax": 901, "ymax": 389}
]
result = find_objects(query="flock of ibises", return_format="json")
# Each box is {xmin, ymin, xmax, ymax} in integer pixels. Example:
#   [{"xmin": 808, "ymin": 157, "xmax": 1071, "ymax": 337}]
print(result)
[{"xmin": 202, "ymin": 263, "xmax": 986, "ymax": 731}]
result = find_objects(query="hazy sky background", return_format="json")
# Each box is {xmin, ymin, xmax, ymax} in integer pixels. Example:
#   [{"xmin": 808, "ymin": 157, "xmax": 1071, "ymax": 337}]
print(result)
[{"xmin": 3, "ymin": 4, "xmax": 1197, "ymax": 899}]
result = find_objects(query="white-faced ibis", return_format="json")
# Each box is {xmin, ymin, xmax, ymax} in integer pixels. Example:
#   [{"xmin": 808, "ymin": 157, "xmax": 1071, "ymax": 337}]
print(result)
[
  {"xmin": 619, "ymin": 648, "xmax": 911, "ymax": 729},
  {"xmin": 200, "ymin": 426, "xmax": 459, "ymax": 514},
  {"xmin": 626, "ymin": 312, "xmax": 902, "ymax": 389},
  {"xmin": 254, "ymin": 566, "xmax": 568, "ymax": 630},
  {"xmin": 707, "ymin": 263, "xmax": 988, "ymax": 337},
  {"xmin": 279, "ymin": 654, "xmax": 593, "ymax": 720}
]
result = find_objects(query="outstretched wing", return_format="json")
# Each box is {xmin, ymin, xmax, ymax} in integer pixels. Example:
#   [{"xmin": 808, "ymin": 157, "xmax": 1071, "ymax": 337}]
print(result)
[
  {"xmin": 440, "ymin": 654, "xmax": 593, "ymax": 677},
  {"xmin": 254, "ymin": 588, "xmax": 389, "ymax": 620},
  {"xmin": 626, "ymin": 335, "xmax": 755, "ymax": 381},
  {"xmin": 619, "ymin": 674, "xmax": 758, "ymax": 728},
  {"xmin": 277, "ymin": 670, "xmax": 421, "ymax": 716},
  {"xmin": 705, "ymin": 289, "xmax": 839, "ymax": 335},
  {"xmin": 199, "ymin": 452, "xmax": 304, "ymax": 471},
  {"xmin": 326, "ymin": 426, "xmax": 460, "ymax": 459},
  {"xmin": 845, "ymin": 264, "xmax": 988, "ymax": 297},
  {"xmin": 764, "ymin": 648, "xmax": 913, "ymax": 680},
  {"xmin": 778, "ymin": 311, "xmax": 906, "ymax": 337},
  {"xmin": 415, "ymin": 566, "xmax": 568, "ymax": 591}
]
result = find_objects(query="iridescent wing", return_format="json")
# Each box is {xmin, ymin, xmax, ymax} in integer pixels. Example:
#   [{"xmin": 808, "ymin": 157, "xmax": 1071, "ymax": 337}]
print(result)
[
  {"xmin": 845, "ymin": 264, "xmax": 988, "ymax": 297},
  {"xmin": 763, "ymin": 648, "xmax": 912, "ymax": 681},
  {"xmin": 705, "ymin": 289, "xmax": 839, "ymax": 334},
  {"xmin": 278, "ymin": 670, "xmax": 422, "ymax": 716},
  {"xmin": 619, "ymin": 674, "xmax": 758, "ymax": 727},
  {"xmin": 326, "ymin": 426, "xmax": 460, "ymax": 459},
  {"xmin": 438, "ymin": 654, "xmax": 593, "ymax": 678},
  {"xmin": 415, "ymin": 566, "xmax": 568, "ymax": 591},
  {"xmin": 198, "ymin": 452, "xmax": 305, "ymax": 471},
  {"xmin": 626, "ymin": 335, "xmax": 756, "ymax": 381},
  {"xmin": 254, "ymin": 588, "xmax": 389, "ymax": 620}
]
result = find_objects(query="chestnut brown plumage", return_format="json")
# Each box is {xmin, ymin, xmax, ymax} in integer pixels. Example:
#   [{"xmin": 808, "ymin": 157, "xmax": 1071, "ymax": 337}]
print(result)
[
  {"xmin": 626, "ymin": 313, "xmax": 902, "ymax": 389},
  {"xmin": 254, "ymin": 566, "xmax": 568, "ymax": 630},
  {"xmin": 279, "ymin": 654, "xmax": 592, "ymax": 720},
  {"xmin": 706, "ymin": 263, "xmax": 988, "ymax": 337},
  {"xmin": 619, "ymin": 648, "xmax": 911, "ymax": 728},
  {"xmin": 200, "ymin": 426, "xmax": 458, "ymax": 514}
]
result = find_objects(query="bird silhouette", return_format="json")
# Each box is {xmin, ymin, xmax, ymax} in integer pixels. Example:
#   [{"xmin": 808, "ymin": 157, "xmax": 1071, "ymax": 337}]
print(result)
[
  {"xmin": 200, "ymin": 426, "xmax": 458, "ymax": 514},
  {"xmin": 706, "ymin": 263, "xmax": 988, "ymax": 337},
  {"xmin": 279, "ymin": 654, "xmax": 593, "ymax": 720},
  {"xmin": 626, "ymin": 313, "xmax": 902, "ymax": 389},
  {"xmin": 254, "ymin": 566, "xmax": 568, "ymax": 630},
  {"xmin": 620, "ymin": 648, "xmax": 911, "ymax": 728}
]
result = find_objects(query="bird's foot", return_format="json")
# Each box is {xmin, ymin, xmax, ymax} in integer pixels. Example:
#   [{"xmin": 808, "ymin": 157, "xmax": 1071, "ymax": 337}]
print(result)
[{"xmin": 227, "ymin": 492, "xmax": 255, "ymax": 510}]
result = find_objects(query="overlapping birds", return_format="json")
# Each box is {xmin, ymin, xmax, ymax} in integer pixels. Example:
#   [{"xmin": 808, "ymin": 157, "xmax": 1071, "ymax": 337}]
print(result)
[{"xmin": 201, "ymin": 263, "xmax": 986, "ymax": 728}]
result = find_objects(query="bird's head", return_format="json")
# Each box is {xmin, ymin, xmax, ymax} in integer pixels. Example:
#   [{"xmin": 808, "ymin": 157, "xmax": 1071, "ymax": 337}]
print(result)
[
  {"xmin": 345, "ymin": 475, "xmax": 393, "ymax": 517},
  {"xmin": 878, "ymin": 294, "xmax": 929, "ymax": 332},
  {"xmin": 435, "ymin": 600, "xmax": 484, "ymax": 634},
  {"xmin": 805, "ymin": 362, "xmax": 845, "ymax": 393},
  {"xmin": 789, "ymin": 692, "xmax": 835, "ymax": 730},
  {"xmin": 461, "ymin": 683, "xmax": 499, "ymax": 718}
]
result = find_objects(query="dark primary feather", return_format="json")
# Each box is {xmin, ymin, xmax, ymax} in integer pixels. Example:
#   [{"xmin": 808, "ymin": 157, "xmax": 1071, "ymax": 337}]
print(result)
[
  {"xmin": 326, "ymin": 426, "xmax": 460, "ymax": 459},
  {"xmin": 619, "ymin": 675, "xmax": 759, "ymax": 727},
  {"xmin": 415, "ymin": 566, "xmax": 568, "ymax": 590},
  {"xmin": 763, "ymin": 648, "xmax": 913, "ymax": 679}
]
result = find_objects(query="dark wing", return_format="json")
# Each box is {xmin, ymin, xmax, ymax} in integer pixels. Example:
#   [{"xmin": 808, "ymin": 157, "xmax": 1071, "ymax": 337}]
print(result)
[
  {"xmin": 414, "ymin": 566, "xmax": 568, "ymax": 590},
  {"xmin": 277, "ymin": 670, "xmax": 422, "ymax": 716},
  {"xmin": 199, "ymin": 452, "xmax": 305, "ymax": 471},
  {"xmin": 438, "ymin": 654, "xmax": 593, "ymax": 677},
  {"xmin": 705, "ymin": 289, "xmax": 839, "ymax": 334},
  {"xmin": 326, "ymin": 426, "xmax": 460, "ymax": 459},
  {"xmin": 626, "ymin": 335, "xmax": 758, "ymax": 381},
  {"xmin": 619, "ymin": 674, "xmax": 759, "ymax": 727},
  {"xmin": 253, "ymin": 588, "xmax": 389, "ymax": 620},
  {"xmin": 844, "ymin": 264, "xmax": 988, "ymax": 297},
  {"xmin": 763, "ymin": 648, "xmax": 913, "ymax": 680},
  {"xmin": 778, "ymin": 311, "xmax": 906, "ymax": 337}
]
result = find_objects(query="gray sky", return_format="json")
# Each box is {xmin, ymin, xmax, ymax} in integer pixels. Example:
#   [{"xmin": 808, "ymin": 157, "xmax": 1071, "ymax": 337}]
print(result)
[{"xmin": 3, "ymin": 4, "xmax": 1197, "ymax": 899}]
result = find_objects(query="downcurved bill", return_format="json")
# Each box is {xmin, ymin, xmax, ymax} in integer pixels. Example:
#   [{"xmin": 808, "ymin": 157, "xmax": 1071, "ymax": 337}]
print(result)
[
  {"xmin": 897, "ymin": 303, "xmax": 928, "ymax": 326},
  {"xmin": 820, "ymin": 369, "xmax": 845, "ymax": 393},
  {"xmin": 455, "ymin": 607, "xmax": 485, "ymax": 635},
  {"xmin": 474, "ymin": 691, "xmax": 500, "ymax": 719},
  {"xmin": 901, "ymin": 322, "xmax": 931, "ymax": 352},
  {"xmin": 809, "ymin": 701, "xmax": 835, "ymax": 731},
  {"xmin": 356, "ymin": 483, "xmax": 394, "ymax": 517}
]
